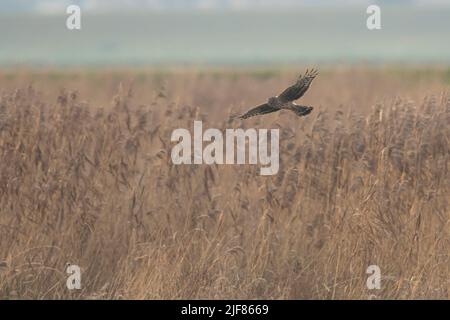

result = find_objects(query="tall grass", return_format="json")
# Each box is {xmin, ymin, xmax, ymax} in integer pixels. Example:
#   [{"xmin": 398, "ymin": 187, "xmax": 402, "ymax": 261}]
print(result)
[{"xmin": 0, "ymin": 69, "xmax": 448, "ymax": 299}]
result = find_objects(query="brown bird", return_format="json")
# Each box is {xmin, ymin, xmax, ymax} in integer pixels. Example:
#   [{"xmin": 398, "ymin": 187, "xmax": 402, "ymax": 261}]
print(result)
[{"xmin": 240, "ymin": 69, "xmax": 318, "ymax": 120}]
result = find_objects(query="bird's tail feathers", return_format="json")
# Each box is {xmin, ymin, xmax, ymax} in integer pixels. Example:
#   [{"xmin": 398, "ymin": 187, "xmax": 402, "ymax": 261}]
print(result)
[{"xmin": 287, "ymin": 105, "xmax": 314, "ymax": 117}]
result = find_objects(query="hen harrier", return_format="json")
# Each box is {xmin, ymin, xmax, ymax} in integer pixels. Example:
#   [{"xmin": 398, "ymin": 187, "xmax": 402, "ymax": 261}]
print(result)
[{"xmin": 239, "ymin": 69, "xmax": 318, "ymax": 119}]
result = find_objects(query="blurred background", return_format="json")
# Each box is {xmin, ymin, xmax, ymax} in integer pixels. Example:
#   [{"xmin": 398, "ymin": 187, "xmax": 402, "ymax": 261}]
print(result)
[{"xmin": 1, "ymin": 0, "xmax": 450, "ymax": 66}]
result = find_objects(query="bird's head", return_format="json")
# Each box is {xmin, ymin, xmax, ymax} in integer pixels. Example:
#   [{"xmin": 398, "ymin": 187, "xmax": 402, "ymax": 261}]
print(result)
[
  {"xmin": 267, "ymin": 96, "xmax": 281, "ymax": 107},
  {"xmin": 268, "ymin": 97, "xmax": 277, "ymax": 104}
]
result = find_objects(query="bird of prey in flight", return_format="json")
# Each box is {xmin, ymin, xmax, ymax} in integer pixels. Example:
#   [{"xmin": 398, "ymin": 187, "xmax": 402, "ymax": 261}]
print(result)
[{"xmin": 239, "ymin": 69, "xmax": 318, "ymax": 120}]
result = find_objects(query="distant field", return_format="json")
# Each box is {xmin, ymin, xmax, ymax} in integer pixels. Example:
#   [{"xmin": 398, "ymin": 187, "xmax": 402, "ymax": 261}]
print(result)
[{"xmin": 0, "ymin": 68, "xmax": 449, "ymax": 299}]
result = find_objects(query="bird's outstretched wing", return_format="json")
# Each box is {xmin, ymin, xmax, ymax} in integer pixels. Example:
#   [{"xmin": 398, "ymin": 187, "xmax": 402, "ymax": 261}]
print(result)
[
  {"xmin": 278, "ymin": 69, "xmax": 318, "ymax": 103},
  {"xmin": 239, "ymin": 103, "xmax": 279, "ymax": 119}
]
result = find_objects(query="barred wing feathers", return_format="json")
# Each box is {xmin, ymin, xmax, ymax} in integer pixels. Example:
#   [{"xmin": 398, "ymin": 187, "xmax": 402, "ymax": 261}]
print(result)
[
  {"xmin": 239, "ymin": 103, "xmax": 278, "ymax": 119},
  {"xmin": 278, "ymin": 69, "xmax": 318, "ymax": 103}
]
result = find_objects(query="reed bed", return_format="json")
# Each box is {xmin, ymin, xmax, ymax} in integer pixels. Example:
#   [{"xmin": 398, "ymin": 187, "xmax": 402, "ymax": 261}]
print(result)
[{"xmin": 0, "ymin": 69, "xmax": 448, "ymax": 299}]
